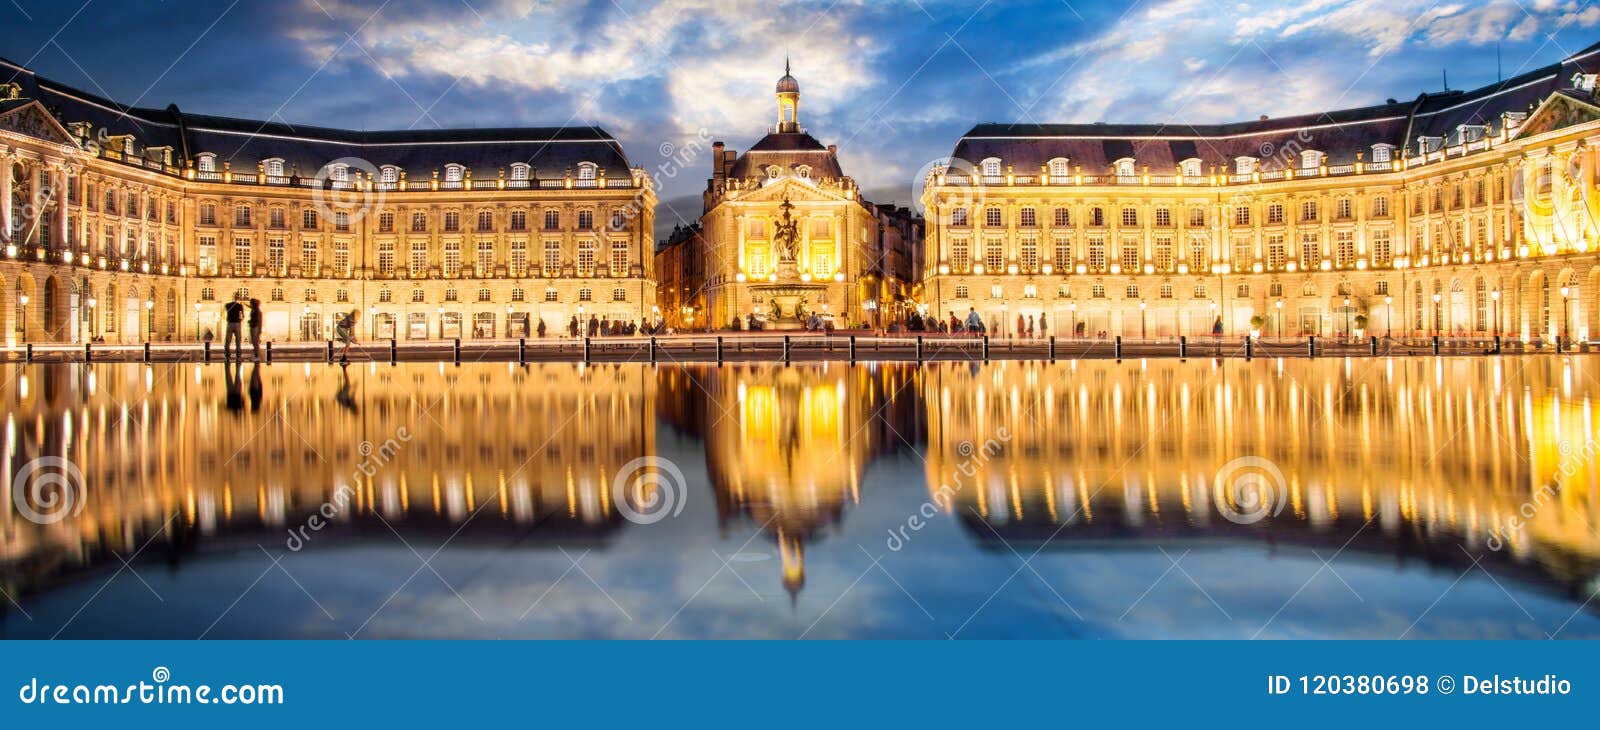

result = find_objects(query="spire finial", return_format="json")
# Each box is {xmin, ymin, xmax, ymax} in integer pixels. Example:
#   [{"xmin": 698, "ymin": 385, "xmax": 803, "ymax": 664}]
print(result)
[{"xmin": 785, "ymin": 55, "xmax": 790, "ymax": 77}]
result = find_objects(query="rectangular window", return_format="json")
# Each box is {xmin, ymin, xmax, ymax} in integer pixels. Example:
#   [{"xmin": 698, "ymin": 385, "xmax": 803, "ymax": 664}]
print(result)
[
  {"xmin": 611, "ymin": 240, "xmax": 630, "ymax": 277},
  {"xmin": 198, "ymin": 236, "xmax": 218, "ymax": 275},
  {"xmin": 544, "ymin": 210, "xmax": 560, "ymax": 230},
  {"xmin": 303, "ymin": 209, "xmax": 319, "ymax": 230},
  {"xmin": 951, "ymin": 239, "xmax": 970, "ymax": 273},
  {"xmin": 1188, "ymin": 208, "xmax": 1205, "ymax": 227},
  {"xmin": 1188, "ymin": 236, "xmax": 1208, "ymax": 271},
  {"xmin": 1119, "ymin": 239, "xmax": 1139, "ymax": 271},
  {"xmin": 377, "ymin": 242, "xmax": 395, "ymax": 276},
  {"xmin": 1155, "ymin": 208, "xmax": 1171, "ymax": 227},
  {"xmin": 1301, "ymin": 200, "xmax": 1318, "ymax": 223},
  {"xmin": 1267, "ymin": 234, "xmax": 1286, "ymax": 270},
  {"xmin": 1233, "ymin": 206, "xmax": 1250, "ymax": 226},
  {"xmin": 476, "ymin": 239, "xmax": 495, "ymax": 276},
  {"xmin": 1232, "ymin": 236, "xmax": 1253, "ymax": 268},
  {"xmin": 1019, "ymin": 208, "xmax": 1036, "ymax": 227},
  {"xmin": 578, "ymin": 211, "xmax": 594, "ymax": 230},
  {"xmin": 1053, "ymin": 237, "xmax": 1071, "ymax": 267},
  {"xmin": 544, "ymin": 240, "xmax": 561, "ymax": 276},
  {"xmin": 442, "ymin": 241, "xmax": 460, "ymax": 277},
  {"xmin": 951, "ymin": 208, "xmax": 969, "ymax": 227},
  {"xmin": 233, "ymin": 237, "xmax": 253, "ymax": 275},
  {"xmin": 1299, "ymin": 232, "xmax": 1320, "ymax": 269},
  {"xmin": 199, "ymin": 203, "xmax": 215, "ymax": 225},
  {"xmin": 509, "ymin": 240, "xmax": 528, "ymax": 277},
  {"xmin": 577, "ymin": 240, "xmax": 596, "ymax": 276},
  {"xmin": 1019, "ymin": 237, "xmax": 1038, "ymax": 272},
  {"xmin": 443, "ymin": 211, "xmax": 460, "ymax": 232},
  {"xmin": 1154, "ymin": 236, "xmax": 1173, "ymax": 272},
  {"xmin": 477, "ymin": 210, "xmax": 494, "ymax": 232},
  {"xmin": 411, "ymin": 212, "xmax": 427, "ymax": 232},
  {"xmin": 378, "ymin": 212, "xmax": 394, "ymax": 232},
  {"xmin": 1335, "ymin": 230, "xmax": 1355, "ymax": 268},
  {"xmin": 1371, "ymin": 230, "xmax": 1392, "ymax": 267},
  {"xmin": 1267, "ymin": 204, "xmax": 1283, "ymax": 225},
  {"xmin": 235, "ymin": 205, "xmax": 251, "ymax": 227},
  {"xmin": 1088, "ymin": 236, "xmax": 1107, "ymax": 272},
  {"xmin": 985, "ymin": 208, "xmax": 1002, "ymax": 227},
  {"xmin": 333, "ymin": 240, "xmax": 350, "ymax": 276},
  {"xmin": 1053, "ymin": 208, "xmax": 1070, "ymax": 227},
  {"xmin": 335, "ymin": 211, "xmax": 350, "ymax": 232},
  {"xmin": 984, "ymin": 238, "xmax": 1003, "ymax": 271},
  {"xmin": 267, "ymin": 238, "xmax": 285, "ymax": 275},
  {"xmin": 1121, "ymin": 208, "xmax": 1137, "ymax": 227},
  {"xmin": 270, "ymin": 208, "xmax": 286, "ymax": 229},
  {"xmin": 410, "ymin": 241, "xmax": 428, "ymax": 276},
  {"xmin": 301, "ymin": 240, "xmax": 319, "ymax": 275}
]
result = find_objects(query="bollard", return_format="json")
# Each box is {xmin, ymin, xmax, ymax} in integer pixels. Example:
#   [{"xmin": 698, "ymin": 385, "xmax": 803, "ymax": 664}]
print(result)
[
  {"xmin": 144, "ymin": 342, "xmax": 151, "ymax": 363},
  {"xmin": 782, "ymin": 335, "xmax": 791, "ymax": 363},
  {"xmin": 84, "ymin": 342, "xmax": 92, "ymax": 362},
  {"xmin": 849, "ymin": 335, "xmax": 857, "ymax": 362},
  {"xmin": 1433, "ymin": 335, "xmax": 1441, "ymax": 355},
  {"xmin": 326, "ymin": 340, "xmax": 334, "ymax": 363},
  {"xmin": 1369, "ymin": 336, "xmax": 1378, "ymax": 356},
  {"xmin": 982, "ymin": 335, "xmax": 990, "ymax": 361},
  {"xmin": 1245, "ymin": 336, "xmax": 1253, "ymax": 360},
  {"xmin": 648, "ymin": 336, "xmax": 656, "ymax": 364},
  {"xmin": 453, "ymin": 338, "xmax": 462, "ymax": 365},
  {"xmin": 1307, "ymin": 335, "xmax": 1316, "ymax": 358},
  {"xmin": 916, "ymin": 335, "xmax": 925, "ymax": 362},
  {"xmin": 267, "ymin": 341, "xmax": 274, "ymax": 364},
  {"xmin": 25, "ymin": 343, "xmax": 32, "ymax": 363},
  {"xmin": 389, "ymin": 338, "xmax": 397, "ymax": 365},
  {"xmin": 204, "ymin": 341, "xmax": 212, "ymax": 363},
  {"xmin": 1114, "ymin": 335, "xmax": 1122, "ymax": 360},
  {"xmin": 1048, "ymin": 335, "xmax": 1055, "ymax": 361},
  {"xmin": 1493, "ymin": 335, "xmax": 1502, "ymax": 354},
  {"xmin": 715, "ymin": 336, "xmax": 723, "ymax": 364},
  {"xmin": 1179, "ymin": 335, "xmax": 1187, "ymax": 359}
]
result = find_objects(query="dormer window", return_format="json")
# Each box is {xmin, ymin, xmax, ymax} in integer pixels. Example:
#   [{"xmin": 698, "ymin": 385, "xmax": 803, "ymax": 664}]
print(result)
[
  {"xmin": 1300, "ymin": 150, "xmax": 1323, "ymax": 169},
  {"xmin": 1234, "ymin": 157, "xmax": 1256, "ymax": 175},
  {"xmin": 380, "ymin": 165, "xmax": 399, "ymax": 184},
  {"xmin": 1047, "ymin": 158, "xmax": 1070, "ymax": 178},
  {"xmin": 510, "ymin": 163, "xmax": 530, "ymax": 181},
  {"xmin": 263, "ymin": 158, "xmax": 285, "ymax": 177},
  {"xmin": 328, "ymin": 163, "xmax": 349, "ymax": 182},
  {"xmin": 1113, "ymin": 158, "xmax": 1135, "ymax": 178},
  {"xmin": 766, "ymin": 165, "xmax": 781, "ymax": 179},
  {"xmin": 444, "ymin": 164, "xmax": 465, "ymax": 182},
  {"xmin": 196, "ymin": 153, "xmax": 217, "ymax": 173},
  {"xmin": 1179, "ymin": 158, "xmax": 1203, "ymax": 178},
  {"xmin": 1418, "ymin": 136, "xmax": 1444, "ymax": 154},
  {"xmin": 1574, "ymin": 72, "xmax": 1598, "ymax": 92},
  {"xmin": 981, "ymin": 158, "xmax": 1002, "ymax": 177},
  {"xmin": 1371, "ymin": 144, "xmax": 1394, "ymax": 163},
  {"xmin": 1457, "ymin": 124, "xmax": 1488, "ymax": 143},
  {"xmin": 577, "ymin": 162, "xmax": 597, "ymax": 180}
]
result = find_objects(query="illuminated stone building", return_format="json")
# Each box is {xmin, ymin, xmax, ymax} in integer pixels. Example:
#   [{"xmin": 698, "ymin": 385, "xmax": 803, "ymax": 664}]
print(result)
[
  {"xmin": 660, "ymin": 63, "xmax": 916, "ymax": 330},
  {"xmin": 0, "ymin": 57, "xmax": 656, "ymax": 347},
  {"xmin": 920, "ymin": 44, "xmax": 1600, "ymax": 343}
]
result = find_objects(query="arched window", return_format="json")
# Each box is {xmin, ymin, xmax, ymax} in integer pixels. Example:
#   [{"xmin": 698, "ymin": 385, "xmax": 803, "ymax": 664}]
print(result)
[
  {"xmin": 981, "ymin": 158, "xmax": 1002, "ymax": 177},
  {"xmin": 1179, "ymin": 158, "xmax": 1203, "ymax": 178},
  {"xmin": 263, "ymin": 158, "xmax": 285, "ymax": 177},
  {"xmin": 1300, "ymin": 150, "xmax": 1323, "ymax": 169},
  {"xmin": 577, "ymin": 162, "xmax": 598, "ymax": 180},
  {"xmin": 1371, "ymin": 144, "xmax": 1393, "ymax": 163},
  {"xmin": 1113, "ymin": 158, "xmax": 1136, "ymax": 178},
  {"xmin": 327, "ymin": 163, "xmax": 349, "ymax": 182},
  {"xmin": 510, "ymin": 163, "xmax": 530, "ymax": 181},
  {"xmin": 196, "ymin": 153, "xmax": 217, "ymax": 173},
  {"xmin": 1234, "ymin": 157, "xmax": 1256, "ymax": 175},
  {"xmin": 380, "ymin": 165, "xmax": 400, "ymax": 184},
  {"xmin": 1047, "ymin": 158, "xmax": 1070, "ymax": 178},
  {"xmin": 444, "ymin": 164, "xmax": 465, "ymax": 182}
]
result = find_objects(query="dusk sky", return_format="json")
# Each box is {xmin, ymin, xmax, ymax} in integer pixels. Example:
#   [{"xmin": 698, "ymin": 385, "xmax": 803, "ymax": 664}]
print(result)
[{"xmin": 4, "ymin": 0, "xmax": 1599, "ymax": 236}]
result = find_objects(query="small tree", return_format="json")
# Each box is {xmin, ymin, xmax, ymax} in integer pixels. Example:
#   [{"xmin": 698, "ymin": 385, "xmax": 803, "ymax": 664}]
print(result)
[{"xmin": 1249, "ymin": 314, "xmax": 1266, "ymax": 329}]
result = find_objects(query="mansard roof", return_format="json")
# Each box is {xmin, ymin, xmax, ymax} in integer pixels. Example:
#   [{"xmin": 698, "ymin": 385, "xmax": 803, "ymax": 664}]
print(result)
[
  {"xmin": 727, "ymin": 131, "xmax": 844, "ymax": 179},
  {"xmin": 953, "ymin": 40, "xmax": 1600, "ymax": 174},
  {"xmin": 0, "ymin": 56, "xmax": 634, "ymax": 178}
]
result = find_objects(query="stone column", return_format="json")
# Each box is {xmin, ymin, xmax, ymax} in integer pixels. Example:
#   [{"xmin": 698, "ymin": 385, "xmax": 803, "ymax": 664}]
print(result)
[{"xmin": 0, "ymin": 151, "xmax": 13, "ymax": 241}]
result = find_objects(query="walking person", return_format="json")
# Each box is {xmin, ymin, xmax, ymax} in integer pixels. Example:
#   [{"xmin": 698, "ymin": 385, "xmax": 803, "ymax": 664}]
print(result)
[
  {"xmin": 222, "ymin": 298, "xmax": 245, "ymax": 361},
  {"xmin": 1039, "ymin": 313, "xmax": 1049, "ymax": 340},
  {"xmin": 965, "ymin": 307, "xmax": 983, "ymax": 334},
  {"xmin": 1016, "ymin": 314, "xmax": 1026, "ymax": 340},
  {"xmin": 1027, "ymin": 314, "xmax": 1036, "ymax": 339},
  {"xmin": 537, "ymin": 318, "xmax": 548, "ymax": 338},
  {"xmin": 247, "ymin": 298, "xmax": 264, "ymax": 361},
  {"xmin": 568, "ymin": 315, "xmax": 579, "ymax": 338},
  {"xmin": 335, "ymin": 309, "xmax": 358, "ymax": 363}
]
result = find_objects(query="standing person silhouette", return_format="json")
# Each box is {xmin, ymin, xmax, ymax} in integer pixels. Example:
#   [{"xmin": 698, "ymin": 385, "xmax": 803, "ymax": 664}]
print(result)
[
  {"xmin": 247, "ymin": 299, "xmax": 264, "ymax": 361},
  {"xmin": 222, "ymin": 299, "xmax": 245, "ymax": 361}
]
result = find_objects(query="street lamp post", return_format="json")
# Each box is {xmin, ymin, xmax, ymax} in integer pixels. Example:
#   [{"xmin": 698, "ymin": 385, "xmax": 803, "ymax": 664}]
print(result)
[
  {"xmin": 18, "ymin": 294, "xmax": 28, "ymax": 344},
  {"xmin": 1275, "ymin": 299, "xmax": 1284, "ymax": 339},
  {"xmin": 1068, "ymin": 302, "xmax": 1078, "ymax": 339},
  {"xmin": 506, "ymin": 303, "xmax": 514, "ymax": 338},
  {"xmin": 1139, "ymin": 300, "xmax": 1147, "ymax": 339},
  {"xmin": 1343, "ymin": 296, "xmax": 1351, "ymax": 339},
  {"xmin": 1383, "ymin": 295, "xmax": 1393, "ymax": 339},
  {"xmin": 144, "ymin": 298, "xmax": 154, "ymax": 341},
  {"xmin": 193, "ymin": 302, "xmax": 201, "ymax": 341},
  {"xmin": 1432, "ymin": 292, "xmax": 1442, "ymax": 338},
  {"xmin": 436, "ymin": 306, "xmax": 445, "ymax": 340},
  {"xmin": 87, "ymin": 296, "xmax": 97, "ymax": 340},
  {"xmin": 1000, "ymin": 302, "xmax": 1008, "ymax": 338}
]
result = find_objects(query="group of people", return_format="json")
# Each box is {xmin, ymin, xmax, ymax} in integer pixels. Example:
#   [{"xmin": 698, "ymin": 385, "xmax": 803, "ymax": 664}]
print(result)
[
  {"xmin": 215, "ymin": 300, "xmax": 358, "ymax": 362},
  {"xmin": 564, "ymin": 314, "xmax": 657, "ymax": 338}
]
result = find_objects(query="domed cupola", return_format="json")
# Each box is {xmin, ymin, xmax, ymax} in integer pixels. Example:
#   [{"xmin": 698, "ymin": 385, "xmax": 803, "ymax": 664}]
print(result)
[{"xmin": 775, "ymin": 58, "xmax": 801, "ymax": 133}]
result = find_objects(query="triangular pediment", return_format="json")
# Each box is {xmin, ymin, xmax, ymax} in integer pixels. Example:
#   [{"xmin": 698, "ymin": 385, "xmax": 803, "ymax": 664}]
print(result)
[
  {"xmin": 1511, "ymin": 91, "xmax": 1600, "ymax": 140},
  {"xmin": 0, "ymin": 100, "xmax": 79, "ymax": 147},
  {"xmin": 732, "ymin": 175, "xmax": 851, "ymax": 204}
]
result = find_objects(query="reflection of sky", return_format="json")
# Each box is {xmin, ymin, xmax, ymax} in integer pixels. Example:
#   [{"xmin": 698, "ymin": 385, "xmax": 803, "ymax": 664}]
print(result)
[
  {"xmin": 4, "ymin": 1, "xmax": 1600, "ymax": 237},
  {"xmin": 9, "ymin": 429, "xmax": 1597, "ymax": 640}
]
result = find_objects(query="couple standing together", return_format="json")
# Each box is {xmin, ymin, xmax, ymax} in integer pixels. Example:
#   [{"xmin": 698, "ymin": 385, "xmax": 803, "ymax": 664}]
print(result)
[{"xmin": 222, "ymin": 300, "xmax": 358, "ymax": 362}]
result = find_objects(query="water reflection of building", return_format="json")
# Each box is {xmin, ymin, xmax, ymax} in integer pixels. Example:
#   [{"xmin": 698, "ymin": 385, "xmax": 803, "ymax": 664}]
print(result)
[
  {"xmin": 659, "ymin": 363, "xmax": 919, "ymax": 597},
  {"xmin": 923, "ymin": 358, "xmax": 1600, "ymax": 599},
  {"xmin": 0, "ymin": 362, "xmax": 655, "ymax": 604}
]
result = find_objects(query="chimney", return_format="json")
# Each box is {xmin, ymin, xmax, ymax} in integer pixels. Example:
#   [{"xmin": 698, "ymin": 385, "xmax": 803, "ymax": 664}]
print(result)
[
  {"xmin": 712, "ymin": 141, "xmax": 725, "ymax": 183},
  {"xmin": 827, "ymin": 144, "xmax": 837, "ymax": 156}
]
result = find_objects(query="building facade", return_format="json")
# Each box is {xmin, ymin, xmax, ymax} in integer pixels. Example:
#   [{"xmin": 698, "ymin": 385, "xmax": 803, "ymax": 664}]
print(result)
[
  {"xmin": 657, "ymin": 64, "xmax": 918, "ymax": 331},
  {"xmin": 1, "ymin": 57, "xmax": 656, "ymax": 347},
  {"xmin": 920, "ymin": 45, "xmax": 1600, "ymax": 343}
]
